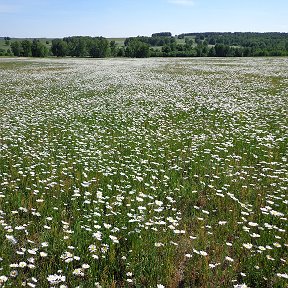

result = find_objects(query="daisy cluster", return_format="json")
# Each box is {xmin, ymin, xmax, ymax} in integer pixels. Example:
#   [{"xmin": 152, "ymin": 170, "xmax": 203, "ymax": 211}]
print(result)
[{"xmin": 0, "ymin": 57, "xmax": 287, "ymax": 287}]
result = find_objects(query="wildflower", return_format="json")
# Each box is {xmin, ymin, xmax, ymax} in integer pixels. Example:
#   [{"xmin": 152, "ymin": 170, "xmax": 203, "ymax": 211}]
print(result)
[
  {"xmin": 40, "ymin": 251, "xmax": 48, "ymax": 257},
  {"xmin": 89, "ymin": 244, "xmax": 97, "ymax": 253},
  {"xmin": 199, "ymin": 251, "xmax": 208, "ymax": 256},
  {"xmin": 28, "ymin": 249, "xmax": 37, "ymax": 255},
  {"xmin": 276, "ymin": 273, "xmax": 288, "ymax": 279},
  {"xmin": 109, "ymin": 235, "xmax": 119, "ymax": 244},
  {"xmin": 5, "ymin": 234, "xmax": 17, "ymax": 244},
  {"xmin": 81, "ymin": 181, "xmax": 90, "ymax": 187},
  {"xmin": 93, "ymin": 231, "xmax": 102, "ymax": 241},
  {"xmin": 270, "ymin": 210, "xmax": 284, "ymax": 217},
  {"xmin": 19, "ymin": 261, "xmax": 27, "ymax": 268},
  {"xmin": 155, "ymin": 200, "xmax": 163, "ymax": 206},
  {"xmin": 219, "ymin": 221, "xmax": 227, "ymax": 225},
  {"xmin": 266, "ymin": 255, "xmax": 275, "ymax": 261},
  {"xmin": 242, "ymin": 243, "xmax": 253, "ymax": 249},
  {"xmin": 73, "ymin": 268, "xmax": 85, "ymax": 277},
  {"xmin": 155, "ymin": 242, "xmax": 164, "ymax": 247},
  {"xmin": 10, "ymin": 270, "xmax": 18, "ymax": 277},
  {"xmin": 28, "ymin": 257, "xmax": 35, "ymax": 263},
  {"xmin": 47, "ymin": 274, "xmax": 66, "ymax": 285},
  {"xmin": 103, "ymin": 223, "xmax": 112, "ymax": 229},
  {"xmin": 0, "ymin": 276, "xmax": 8, "ymax": 284},
  {"xmin": 31, "ymin": 277, "xmax": 37, "ymax": 283}
]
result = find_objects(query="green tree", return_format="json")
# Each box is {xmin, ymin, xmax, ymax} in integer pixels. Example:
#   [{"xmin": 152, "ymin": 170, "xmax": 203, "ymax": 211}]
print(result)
[
  {"xmin": 21, "ymin": 40, "xmax": 32, "ymax": 57},
  {"xmin": 125, "ymin": 39, "xmax": 150, "ymax": 58},
  {"xmin": 208, "ymin": 38, "xmax": 216, "ymax": 45},
  {"xmin": 11, "ymin": 41, "xmax": 22, "ymax": 56},
  {"xmin": 185, "ymin": 38, "xmax": 194, "ymax": 47},
  {"xmin": 6, "ymin": 49, "xmax": 13, "ymax": 56},
  {"xmin": 31, "ymin": 39, "xmax": 48, "ymax": 57},
  {"xmin": 89, "ymin": 37, "xmax": 110, "ymax": 58},
  {"xmin": 0, "ymin": 49, "xmax": 5, "ymax": 56},
  {"xmin": 117, "ymin": 47, "xmax": 125, "ymax": 57},
  {"xmin": 215, "ymin": 44, "xmax": 230, "ymax": 57},
  {"xmin": 208, "ymin": 46, "xmax": 216, "ymax": 57},
  {"xmin": 234, "ymin": 48, "xmax": 243, "ymax": 57},
  {"xmin": 73, "ymin": 38, "xmax": 87, "ymax": 57},
  {"xmin": 110, "ymin": 41, "xmax": 117, "ymax": 57},
  {"xmin": 51, "ymin": 39, "xmax": 68, "ymax": 57}
]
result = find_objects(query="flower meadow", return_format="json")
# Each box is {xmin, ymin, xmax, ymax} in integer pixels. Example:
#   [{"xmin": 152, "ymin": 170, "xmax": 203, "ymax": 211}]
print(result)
[{"xmin": 0, "ymin": 57, "xmax": 287, "ymax": 288}]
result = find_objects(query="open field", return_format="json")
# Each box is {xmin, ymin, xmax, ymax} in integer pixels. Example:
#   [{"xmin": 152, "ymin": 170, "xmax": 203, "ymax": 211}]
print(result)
[{"xmin": 0, "ymin": 57, "xmax": 287, "ymax": 287}]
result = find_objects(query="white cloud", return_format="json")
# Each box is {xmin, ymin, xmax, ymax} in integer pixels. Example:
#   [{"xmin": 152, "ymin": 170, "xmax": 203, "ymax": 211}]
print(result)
[{"xmin": 168, "ymin": 0, "xmax": 195, "ymax": 6}]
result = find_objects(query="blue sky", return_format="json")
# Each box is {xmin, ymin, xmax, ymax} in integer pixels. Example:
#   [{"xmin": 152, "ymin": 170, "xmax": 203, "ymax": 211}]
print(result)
[{"xmin": 1, "ymin": 0, "xmax": 287, "ymax": 38}]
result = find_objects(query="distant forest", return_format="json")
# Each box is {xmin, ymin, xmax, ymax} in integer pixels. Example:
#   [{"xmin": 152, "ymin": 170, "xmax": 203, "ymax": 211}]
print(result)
[{"xmin": 1, "ymin": 32, "xmax": 288, "ymax": 58}]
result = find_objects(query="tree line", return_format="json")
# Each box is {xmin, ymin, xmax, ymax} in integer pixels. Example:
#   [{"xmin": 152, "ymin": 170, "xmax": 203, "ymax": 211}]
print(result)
[
  {"xmin": 10, "ymin": 39, "xmax": 49, "ymax": 57},
  {"xmin": 178, "ymin": 32, "xmax": 288, "ymax": 56},
  {"xmin": 2, "ymin": 32, "xmax": 288, "ymax": 58}
]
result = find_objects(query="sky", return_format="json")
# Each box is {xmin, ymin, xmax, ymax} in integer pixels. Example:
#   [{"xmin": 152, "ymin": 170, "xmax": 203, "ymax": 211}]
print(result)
[{"xmin": 1, "ymin": 0, "xmax": 288, "ymax": 38}]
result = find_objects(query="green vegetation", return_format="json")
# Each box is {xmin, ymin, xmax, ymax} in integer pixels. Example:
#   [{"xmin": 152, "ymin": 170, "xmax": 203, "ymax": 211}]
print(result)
[
  {"xmin": 179, "ymin": 32, "xmax": 288, "ymax": 56},
  {"xmin": 1, "ymin": 32, "xmax": 288, "ymax": 58},
  {"xmin": 0, "ymin": 37, "xmax": 13, "ymax": 56},
  {"xmin": 0, "ymin": 57, "xmax": 287, "ymax": 287},
  {"xmin": 10, "ymin": 39, "xmax": 49, "ymax": 57}
]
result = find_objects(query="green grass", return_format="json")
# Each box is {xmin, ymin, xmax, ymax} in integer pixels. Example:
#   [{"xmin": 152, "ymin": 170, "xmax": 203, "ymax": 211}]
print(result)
[{"xmin": 0, "ymin": 57, "xmax": 287, "ymax": 287}]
